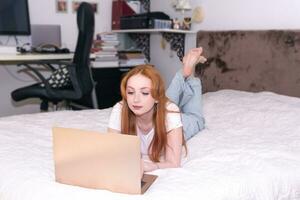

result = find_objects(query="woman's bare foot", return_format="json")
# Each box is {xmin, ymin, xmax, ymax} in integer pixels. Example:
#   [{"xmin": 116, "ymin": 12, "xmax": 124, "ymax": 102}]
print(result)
[{"xmin": 182, "ymin": 47, "xmax": 207, "ymax": 78}]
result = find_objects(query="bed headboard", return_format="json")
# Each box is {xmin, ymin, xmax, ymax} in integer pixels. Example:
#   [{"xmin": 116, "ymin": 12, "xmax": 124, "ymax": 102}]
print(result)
[{"xmin": 195, "ymin": 30, "xmax": 300, "ymax": 97}]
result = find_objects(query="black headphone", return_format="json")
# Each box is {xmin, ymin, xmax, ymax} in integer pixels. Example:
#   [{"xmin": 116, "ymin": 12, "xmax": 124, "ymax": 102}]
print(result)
[{"xmin": 33, "ymin": 44, "xmax": 70, "ymax": 54}]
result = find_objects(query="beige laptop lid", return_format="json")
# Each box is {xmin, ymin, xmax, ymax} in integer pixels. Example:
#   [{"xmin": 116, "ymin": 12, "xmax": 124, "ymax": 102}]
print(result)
[{"xmin": 52, "ymin": 127, "xmax": 157, "ymax": 194}]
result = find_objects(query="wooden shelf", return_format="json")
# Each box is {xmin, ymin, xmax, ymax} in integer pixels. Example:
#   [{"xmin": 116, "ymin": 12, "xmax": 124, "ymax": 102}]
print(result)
[{"xmin": 112, "ymin": 28, "xmax": 196, "ymax": 34}]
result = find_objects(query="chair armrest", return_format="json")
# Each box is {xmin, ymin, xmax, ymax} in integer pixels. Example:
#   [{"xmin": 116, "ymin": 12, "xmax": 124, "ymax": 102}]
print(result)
[
  {"xmin": 19, "ymin": 64, "xmax": 47, "ymax": 84},
  {"xmin": 19, "ymin": 64, "xmax": 54, "ymax": 93},
  {"xmin": 18, "ymin": 62, "xmax": 84, "ymax": 100},
  {"xmin": 42, "ymin": 60, "xmax": 73, "ymax": 72}
]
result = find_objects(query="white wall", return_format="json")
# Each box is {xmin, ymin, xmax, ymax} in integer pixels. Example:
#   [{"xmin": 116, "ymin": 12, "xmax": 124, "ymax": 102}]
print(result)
[
  {"xmin": 0, "ymin": 0, "xmax": 110, "ymax": 117},
  {"xmin": 28, "ymin": 0, "xmax": 111, "ymax": 49},
  {"xmin": 152, "ymin": 0, "xmax": 300, "ymax": 31},
  {"xmin": 150, "ymin": 0, "xmax": 300, "ymax": 86},
  {"xmin": 1, "ymin": 0, "xmax": 300, "ymax": 117},
  {"xmin": 195, "ymin": 0, "xmax": 300, "ymax": 30}
]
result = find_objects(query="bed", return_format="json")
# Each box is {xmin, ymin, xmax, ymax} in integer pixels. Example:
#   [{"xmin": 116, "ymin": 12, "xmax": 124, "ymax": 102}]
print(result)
[
  {"xmin": 1, "ymin": 89, "xmax": 300, "ymax": 200},
  {"xmin": 1, "ymin": 30, "xmax": 300, "ymax": 200}
]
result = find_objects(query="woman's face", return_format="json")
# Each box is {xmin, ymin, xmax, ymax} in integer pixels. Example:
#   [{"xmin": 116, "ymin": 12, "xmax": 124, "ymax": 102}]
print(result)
[{"xmin": 126, "ymin": 74, "xmax": 156, "ymax": 116}]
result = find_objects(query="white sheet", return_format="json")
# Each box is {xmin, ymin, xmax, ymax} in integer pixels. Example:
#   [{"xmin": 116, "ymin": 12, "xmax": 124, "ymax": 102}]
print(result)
[{"xmin": 0, "ymin": 90, "xmax": 300, "ymax": 200}]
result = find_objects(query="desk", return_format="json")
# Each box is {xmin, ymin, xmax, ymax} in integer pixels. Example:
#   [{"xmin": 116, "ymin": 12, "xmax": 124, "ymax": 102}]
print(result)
[
  {"xmin": 0, "ymin": 52, "xmax": 99, "ymax": 109},
  {"xmin": 0, "ymin": 53, "xmax": 74, "ymax": 63},
  {"xmin": 0, "ymin": 53, "xmax": 126, "ymax": 110},
  {"xmin": 0, "ymin": 53, "xmax": 97, "ymax": 63}
]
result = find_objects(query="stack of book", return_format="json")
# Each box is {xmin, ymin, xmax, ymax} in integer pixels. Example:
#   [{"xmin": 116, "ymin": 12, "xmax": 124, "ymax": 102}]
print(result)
[
  {"xmin": 119, "ymin": 50, "xmax": 148, "ymax": 67},
  {"xmin": 91, "ymin": 32, "xmax": 120, "ymax": 68}
]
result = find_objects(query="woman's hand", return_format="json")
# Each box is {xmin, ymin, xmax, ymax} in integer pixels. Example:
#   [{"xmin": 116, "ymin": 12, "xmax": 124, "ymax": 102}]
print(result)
[
  {"xmin": 143, "ymin": 160, "xmax": 158, "ymax": 172},
  {"xmin": 141, "ymin": 127, "xmax": 183, "ymax": 172}
]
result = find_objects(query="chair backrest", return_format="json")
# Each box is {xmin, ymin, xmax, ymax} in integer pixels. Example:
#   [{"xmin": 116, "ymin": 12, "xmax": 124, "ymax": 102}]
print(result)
[{"xmin": 72, "ymin": 2, "xmax": 95, "ymax": 96}]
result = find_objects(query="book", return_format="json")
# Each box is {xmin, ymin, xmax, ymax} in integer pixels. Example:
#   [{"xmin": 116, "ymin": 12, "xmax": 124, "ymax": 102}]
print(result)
[
  {"xmin": 95, "ymin": 51, "xmax": 118, "ymax": 56},
  {"xmin": 101, "ymin": 41, "xmax": 120, "ymax": 46},
  {"xmin": 91, "ymin": 60, "xmax": 119, "ymax": 68},
  {"xmin": 119, "ymin": 58, "xmax": 147, "ymax": 66},
  {"xmin": 95, "ymin": 54, "xmax": 118, "ymax": 59},
  {"xmin": 95, "ymin": 56, "xmax": 119, "ymax": 62},
  {"xmin": 96, "ymin": 33, "xmax": 118, "ymax": 41}
]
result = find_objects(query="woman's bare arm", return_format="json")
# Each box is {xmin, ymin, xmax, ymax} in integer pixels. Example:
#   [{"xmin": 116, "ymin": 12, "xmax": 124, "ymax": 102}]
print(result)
[{"xmin": 143, "ymin": 127, "xmax": 183, "ymax": 172}]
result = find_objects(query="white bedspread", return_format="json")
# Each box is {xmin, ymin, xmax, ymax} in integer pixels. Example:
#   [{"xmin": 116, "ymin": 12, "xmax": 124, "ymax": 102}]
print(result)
[{"xmin": 0, "ymin": 90, "xmax": 300, "ymax": 200}]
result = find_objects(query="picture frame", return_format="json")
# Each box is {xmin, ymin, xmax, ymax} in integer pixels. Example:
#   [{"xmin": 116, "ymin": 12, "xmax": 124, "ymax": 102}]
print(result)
[{"xmin": 56, "ymin": 0, "xmax": 68, "ymax": 13}]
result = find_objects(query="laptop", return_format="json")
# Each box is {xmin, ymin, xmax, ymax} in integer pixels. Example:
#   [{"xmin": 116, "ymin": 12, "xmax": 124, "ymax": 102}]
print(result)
[
  {"xmin": 52, "ymin": 127, "xmax": 157, "ymax": 194},
  {"xmin": 31, "ymin": 24, "xmax": 62, "ymax": 48}
]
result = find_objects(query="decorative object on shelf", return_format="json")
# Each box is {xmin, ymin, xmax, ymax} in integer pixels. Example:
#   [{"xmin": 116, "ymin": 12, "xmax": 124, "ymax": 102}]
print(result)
[
  {"xmin": 172, "ymin": 18, "xmax": 181, "ymax": 30},
  {"xmin": 162, "ymin": 33, "xmax": 185, "ymax": 61},
  {"xmin": 56, "ymin": 0, "xmax": 68, "ymax": 13},
  {"xmin": 139, "ymin": 0, "xmax": 150, "ymax": 13},
  {"xmin": 170, "ymin": 0, "xmax": 193, "ymax": 30},
  {"xmin": 172, "ymin": 0, "xmax": 192, "ymax": 14},
  {"xmin": 192, "ymin": 6, "xmax": 204, "ymax": 23},
  {"xmin": 128, "ymin": 33, "xmax": 150, "ymax": 61},
  {"xmin": 182, "ymin": 17, "xmax": 191, "ymax": 30}
]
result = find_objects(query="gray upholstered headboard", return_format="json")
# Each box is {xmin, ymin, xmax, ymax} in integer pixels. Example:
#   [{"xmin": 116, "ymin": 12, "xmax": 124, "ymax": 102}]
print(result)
[{"xmin": 195, "ymin": 30, "xmax": 300, "ymax": 98}]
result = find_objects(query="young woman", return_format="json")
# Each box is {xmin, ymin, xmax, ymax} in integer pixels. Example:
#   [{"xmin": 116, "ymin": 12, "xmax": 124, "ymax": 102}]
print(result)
[{"xmin": 108, "ymin": 48, "xmax": 206, "ymax": 172}]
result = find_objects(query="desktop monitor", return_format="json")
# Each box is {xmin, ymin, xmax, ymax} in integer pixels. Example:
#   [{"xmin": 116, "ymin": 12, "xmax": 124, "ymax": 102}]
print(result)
[{"xmin": 0, "ymin": 0, "xmax": 31, "ymax": 35}]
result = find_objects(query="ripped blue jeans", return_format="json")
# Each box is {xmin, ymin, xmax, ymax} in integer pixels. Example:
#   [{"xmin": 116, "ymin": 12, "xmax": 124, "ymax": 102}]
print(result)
[{"xmin": 166, "ymin": 71, "xmax": 205, "ymax": 140}]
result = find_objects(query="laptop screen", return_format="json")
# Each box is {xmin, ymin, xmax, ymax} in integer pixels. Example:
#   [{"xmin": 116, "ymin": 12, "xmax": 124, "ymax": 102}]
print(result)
[{"xmin": 31, "ymin": 24, "xmax": 61, "ymax": 48}]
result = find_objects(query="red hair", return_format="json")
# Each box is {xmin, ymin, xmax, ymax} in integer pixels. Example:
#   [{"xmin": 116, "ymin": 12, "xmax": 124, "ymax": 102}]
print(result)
[{"xmin": 120, "ymin": 65, "xmax": 170, "ymax": 162}]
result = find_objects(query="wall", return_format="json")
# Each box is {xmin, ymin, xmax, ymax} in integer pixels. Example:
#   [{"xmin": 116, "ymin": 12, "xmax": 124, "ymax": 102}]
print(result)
[
  {"xmin": 28, "ymin": 0, "xmax": 112, "ymax": 49},
  {"xmin": 1, "ymin": 0, "xmax": 300, "ymax": 117},
  {"xmin": 194, "ymin": 0, "xmax": 300, "ymax": 30},
  {"xmin": 150, "ymin": 0, "xmax": 300, "ymax": 86},
  {"xmin": 152, "ymin": 0, "xmax": 300, "ymax": 30},
  {"xmin": 0, "ymin": 0, "xmax": 110, "ymax": 117}
]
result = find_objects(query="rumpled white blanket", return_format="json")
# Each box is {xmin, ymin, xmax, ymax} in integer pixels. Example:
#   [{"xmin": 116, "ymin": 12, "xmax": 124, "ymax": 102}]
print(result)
[{"xmin": 0, "ymin": 89, "xmax": 299, "ymax": 200}]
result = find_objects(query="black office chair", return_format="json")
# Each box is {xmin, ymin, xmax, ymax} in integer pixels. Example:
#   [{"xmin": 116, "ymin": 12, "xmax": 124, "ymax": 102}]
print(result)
[{"xmin": 11, "ymin": 2, "xmax": 95, "ymax": 111}]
